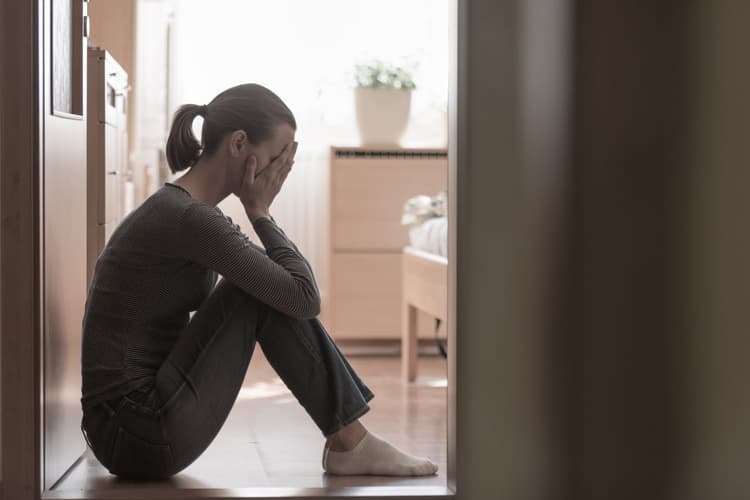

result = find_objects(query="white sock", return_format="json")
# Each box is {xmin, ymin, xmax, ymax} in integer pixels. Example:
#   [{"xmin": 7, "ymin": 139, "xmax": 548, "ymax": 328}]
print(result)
[{"xmin": 322, "ymin": 431, "xmax": 438, "ymax": 476}]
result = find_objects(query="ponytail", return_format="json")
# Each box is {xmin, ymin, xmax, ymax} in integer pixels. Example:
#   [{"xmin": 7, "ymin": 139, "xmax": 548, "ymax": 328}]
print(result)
[
  {"xmin": 165, "ymin": 104, "xmax": 204, "ymax": 173},
  {"xmin": 166, "ymin": 84, "xmax": 296, "ymax": 174}
]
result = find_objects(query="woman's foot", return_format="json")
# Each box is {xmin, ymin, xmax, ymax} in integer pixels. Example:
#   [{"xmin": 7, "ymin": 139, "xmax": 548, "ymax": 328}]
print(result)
[{"xmin": 322, "ymin": 421, "xmax": 438, "ymax": 476}]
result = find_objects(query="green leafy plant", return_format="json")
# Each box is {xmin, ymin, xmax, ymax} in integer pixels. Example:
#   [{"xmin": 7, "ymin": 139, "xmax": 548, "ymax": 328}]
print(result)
[{"xmin": 354, "ymin": 61, "xmax": 416, "ymax": 90}]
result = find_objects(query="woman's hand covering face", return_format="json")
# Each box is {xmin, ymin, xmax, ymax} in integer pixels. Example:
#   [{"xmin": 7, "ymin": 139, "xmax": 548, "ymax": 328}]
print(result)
[{"xmin": 239, "ymin": 141, "xmax": 298, "ymax": 221}]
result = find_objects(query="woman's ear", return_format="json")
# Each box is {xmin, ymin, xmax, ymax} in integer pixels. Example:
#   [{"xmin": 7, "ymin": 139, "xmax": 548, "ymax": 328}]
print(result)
[{"xmin": 228, "ymin": 130, "xmax": 248, "ymax": 158}]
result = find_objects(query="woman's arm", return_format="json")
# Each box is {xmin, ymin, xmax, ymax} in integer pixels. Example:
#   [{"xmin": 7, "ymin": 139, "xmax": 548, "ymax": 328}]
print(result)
[
  {"xmin": 229, "ymin": 212, "xmax": 317, "ymax": 285},
  {"xmin": 178, "ymin": 203, "xmax": 320, "ymax": 319},
  {"xmin": 252, "ymin": 215, "xmax": 321, "ymax": 301},
  {"xmin": 265, "ymin": 214, "xmax": 319, "ymax": 288}
]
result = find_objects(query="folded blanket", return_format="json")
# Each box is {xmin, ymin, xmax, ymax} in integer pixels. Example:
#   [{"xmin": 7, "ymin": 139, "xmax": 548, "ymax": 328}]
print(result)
[
  {"xmin": 401, "ymin": 191, "xmax": 447, "ymax": 226},
  {"xmin": 401, "ymin": 191, "xmax": 448, "ymax": 257},
  {"xmin": 408, "ymin": 217, "xmax": 448, "ymax": 257}
]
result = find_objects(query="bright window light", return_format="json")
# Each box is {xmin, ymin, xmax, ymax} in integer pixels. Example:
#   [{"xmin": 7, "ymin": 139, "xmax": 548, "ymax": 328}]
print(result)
[{"xmin": 170, "ymin": 0, "xmax": 450, "ymax": 147}]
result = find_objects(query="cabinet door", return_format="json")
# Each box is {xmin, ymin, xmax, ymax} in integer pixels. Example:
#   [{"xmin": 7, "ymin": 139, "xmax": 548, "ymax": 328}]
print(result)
[
  {"xmin": 329, "ymin": 252, "xmax": 442, "ymax": 340},
  {"xmin": 331, "ymin": 253, "xmax": 402, "ymax": 338},
  {"xmin": 102, "ymin": 124, "xmax": 122, "ymax": 224},
  {"xmin": 104, "ymin": 57, "xmax": 128, "ymax": 126},
  {"xmin": 331, "ymin": 160, "xmax": 447, "ymax": 250}
]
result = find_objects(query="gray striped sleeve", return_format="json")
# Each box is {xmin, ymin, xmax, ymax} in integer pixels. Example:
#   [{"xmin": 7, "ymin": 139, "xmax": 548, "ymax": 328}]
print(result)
[
  {"xmin": 178, "ymin": 203, "xmax": 321, "ymax": 319},
  {"xmin": 264, "ymin": 214, "xmax": 320, "ymax": 289}
]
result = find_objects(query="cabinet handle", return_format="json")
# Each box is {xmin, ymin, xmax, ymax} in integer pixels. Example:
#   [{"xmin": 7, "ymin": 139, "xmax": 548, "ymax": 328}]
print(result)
[{"xmin": 107, "ymin": 171, "xmax": 118, "ymax": 176}]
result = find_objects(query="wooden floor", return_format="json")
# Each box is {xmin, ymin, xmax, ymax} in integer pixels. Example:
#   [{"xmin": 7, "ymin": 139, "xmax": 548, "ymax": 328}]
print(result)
[{"xmin": 53, "ymin": 348, "xmax": 448, "ymax": 494}]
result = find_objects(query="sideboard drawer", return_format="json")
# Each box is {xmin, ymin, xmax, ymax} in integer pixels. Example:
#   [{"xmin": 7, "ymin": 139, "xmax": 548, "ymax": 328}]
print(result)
[
  {"xmin": 331, "ymin": 159, "xmax": 446, "ymax": 250},
  {"xmin": 330, "ymin": 253, "xmax": 402, "ymax": 338}
]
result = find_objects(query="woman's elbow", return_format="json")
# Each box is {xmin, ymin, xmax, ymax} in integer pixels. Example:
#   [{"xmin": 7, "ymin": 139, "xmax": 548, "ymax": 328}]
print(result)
[
  {"xmin": 293, "ymin": 290, "xmax": 320, "ymax": 320},
  {"xmin": 303, "ymin": 295, "xmax": 321, "ymax": 319}
]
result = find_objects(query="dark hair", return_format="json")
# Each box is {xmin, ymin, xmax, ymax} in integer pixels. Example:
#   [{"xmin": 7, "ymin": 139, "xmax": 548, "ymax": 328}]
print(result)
[{"xmin": 165, "ymin": 83, "xmax": 297, "ymax": 173}]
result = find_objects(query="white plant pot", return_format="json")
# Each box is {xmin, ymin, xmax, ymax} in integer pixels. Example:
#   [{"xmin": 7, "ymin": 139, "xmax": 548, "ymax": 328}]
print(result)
[{"xmin": 354, "ymin": 87, "xmax": 412, "ymax": 146}]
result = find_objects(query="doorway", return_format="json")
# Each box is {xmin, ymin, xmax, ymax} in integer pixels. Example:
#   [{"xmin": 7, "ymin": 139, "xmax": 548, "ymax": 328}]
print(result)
[{"xmin": 2, "ymin": 0, "xmax": 458, "ymax": 498}]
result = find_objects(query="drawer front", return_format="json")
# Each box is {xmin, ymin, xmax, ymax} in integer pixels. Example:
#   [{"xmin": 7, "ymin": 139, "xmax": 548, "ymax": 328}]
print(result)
[
  {"xmin": 328, "ymin": 252, "xmax": 444, "ymax": 340},
  {"xmin": 104, "ymin": 57, "xmax": 128, "ymax": 126},
  {"xmin": 330, "ymin": 253, "xmax": 402, "ymax": 339},
  {"xmin": 101, "ymin": 125, "xmax": 122, "ymax": 224},
  {"xmin": 331, "ymin": 160, "xmax": 446, "ymax": 250}
]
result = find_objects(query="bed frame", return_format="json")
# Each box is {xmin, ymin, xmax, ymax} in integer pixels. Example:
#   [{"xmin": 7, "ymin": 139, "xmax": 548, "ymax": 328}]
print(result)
[{"xmin": 401, "ymin": 246, "xmax": 449, "ymax": 381}]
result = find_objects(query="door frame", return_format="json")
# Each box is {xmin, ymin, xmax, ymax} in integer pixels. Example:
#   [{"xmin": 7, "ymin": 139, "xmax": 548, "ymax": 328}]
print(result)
[
  {"xmin": 2, "ymin": 0, "xmax": 572, "ymax": 499},
  {"xmin": 1, "ymin": 0, "xmax": 46, "ymax": 497}
]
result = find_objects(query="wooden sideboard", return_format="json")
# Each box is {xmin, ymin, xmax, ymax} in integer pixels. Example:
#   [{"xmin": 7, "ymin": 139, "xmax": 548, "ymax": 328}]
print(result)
[{"xmin": 327, "ymin": 146, "xmax": 448, "ymax": 340}]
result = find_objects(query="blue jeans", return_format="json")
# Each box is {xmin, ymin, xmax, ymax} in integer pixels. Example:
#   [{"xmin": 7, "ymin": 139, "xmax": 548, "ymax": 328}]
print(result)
[{"xmin": 80, "ymin": 279, "xmax": 374, "ymax": 480}]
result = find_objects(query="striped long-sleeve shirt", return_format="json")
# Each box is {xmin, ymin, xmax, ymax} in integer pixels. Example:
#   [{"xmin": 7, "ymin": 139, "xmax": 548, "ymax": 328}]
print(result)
[{"xmin": 80, "ymin": 182, "xmax": 320, "ymax": 410}]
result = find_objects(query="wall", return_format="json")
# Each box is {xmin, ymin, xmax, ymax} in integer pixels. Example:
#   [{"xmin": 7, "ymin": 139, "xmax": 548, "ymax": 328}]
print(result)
[
  {"xmin": 564, "ymin": 3, "xmax": 698, "ymax": 498},
  {"xmin": 87, "ymin": 0, "xmax": 135, "ymax": 73},
  {"xmin": 563, "ymin": 1, "xmax": 750, "ymax": 499},
  {"xmin": 452, "ymin": 0, "xmax": 570, "ymax": 497},
  {"xmin": 457, "ymin": 1, "xmax": 750, "ymax": 499},
  {"xmin": 683, "ymin": 2, "xmax": 750, "ymax": 497},
  {"xmin": 87, "ymin": 0, "xmax": 136, "ymax": 152}
]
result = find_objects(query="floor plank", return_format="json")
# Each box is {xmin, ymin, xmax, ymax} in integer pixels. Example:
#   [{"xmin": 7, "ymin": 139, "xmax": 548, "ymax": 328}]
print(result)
[{"xmin": 53, "ymin": 350, "xmax": 448, "ymax": 492}]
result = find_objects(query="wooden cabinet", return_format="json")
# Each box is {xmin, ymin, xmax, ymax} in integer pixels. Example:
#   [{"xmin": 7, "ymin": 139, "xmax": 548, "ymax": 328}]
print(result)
[
  {"xmin": 87, "ymin": 47, "xmax": 128, "ymax": 285},
  {"xmin": 331, "ymin": 253, "xmax": 403, "ymax": 338},
  {"xmin": 327, "ymin": 147, "xmax": 447, "ymax": 339}
]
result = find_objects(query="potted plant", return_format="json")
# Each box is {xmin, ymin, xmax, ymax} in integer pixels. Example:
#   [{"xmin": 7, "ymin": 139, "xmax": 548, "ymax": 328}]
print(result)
[{"xmin": 353, "ymin": 61, "xmax": 416, "ymax": 146}]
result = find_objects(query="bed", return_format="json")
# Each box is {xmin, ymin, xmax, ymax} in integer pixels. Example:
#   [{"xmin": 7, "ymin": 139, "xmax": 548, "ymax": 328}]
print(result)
[{"xmin": 401, "ymin": 215, "xmax": 448, "ymax": 382}]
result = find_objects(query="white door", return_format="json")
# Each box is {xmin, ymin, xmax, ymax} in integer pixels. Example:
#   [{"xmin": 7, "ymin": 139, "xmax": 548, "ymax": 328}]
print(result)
[{"xmin": 43, "ymin": 0, "xmax": 89, "ymax": 489}]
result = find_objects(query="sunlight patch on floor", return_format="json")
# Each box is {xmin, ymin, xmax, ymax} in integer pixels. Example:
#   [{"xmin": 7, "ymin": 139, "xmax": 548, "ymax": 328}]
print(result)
[
  {"xmin": 237, "ymin": 378, "xmax": 288, "ymax": 400},
  {"xmin": 422, "ymin": 378, "xmax": 448, "ymax": 388}
]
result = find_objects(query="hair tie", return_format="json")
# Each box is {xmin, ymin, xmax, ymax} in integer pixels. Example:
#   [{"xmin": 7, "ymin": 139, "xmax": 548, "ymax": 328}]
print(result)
[{"xmin": 198, "ymin": 104, "xmax": 208, "ymax": 117}]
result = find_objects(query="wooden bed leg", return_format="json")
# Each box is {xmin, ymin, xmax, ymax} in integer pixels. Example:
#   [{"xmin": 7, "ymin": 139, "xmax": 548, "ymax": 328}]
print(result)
[{"xmin": 402, "ymin": 302, "xmax": 418, "ymax": 382}]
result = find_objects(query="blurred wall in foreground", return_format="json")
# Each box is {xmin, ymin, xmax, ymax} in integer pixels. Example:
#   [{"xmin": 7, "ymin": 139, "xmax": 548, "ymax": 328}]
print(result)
[
  {"xmin": 682, "ymin": 2, "xmax": 750, "ymax": 498},
  {"xmin": 561, "ymin": 1, "xmax": 750, "ymax": 499}
]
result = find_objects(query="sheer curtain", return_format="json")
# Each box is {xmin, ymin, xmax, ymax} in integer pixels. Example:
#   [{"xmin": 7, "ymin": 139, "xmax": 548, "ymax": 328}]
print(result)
[{"xmin": 168, "ymin": 0, "xmax": 449, "ymax": 299}]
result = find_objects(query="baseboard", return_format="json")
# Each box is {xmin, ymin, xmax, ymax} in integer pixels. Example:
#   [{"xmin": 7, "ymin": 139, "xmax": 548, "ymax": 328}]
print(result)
[{"xmin": 43, "ymin": 485, "xmax": 455, "ymax": 500}]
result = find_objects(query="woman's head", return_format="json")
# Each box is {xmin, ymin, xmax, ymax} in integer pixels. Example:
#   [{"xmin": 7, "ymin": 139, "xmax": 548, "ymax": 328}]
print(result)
[{"xmin": 165, "ymin": 83, "xmax": 296, "ymax": 174}]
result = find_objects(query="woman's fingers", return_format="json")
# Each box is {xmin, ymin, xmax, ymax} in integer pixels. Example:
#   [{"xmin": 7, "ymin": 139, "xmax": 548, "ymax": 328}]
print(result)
[
  {"xmin": 282, "ymin": 142, "xmax": 295, "ymax": 169},
  {"xmin": 280, "ymin": 141, "xmax": 295, "ymax": 165},
  {"xmin": 291, "ymin": 141, "xmax": 298, "ymax": 161},
  {"xmin": 266, "ymin": 141, "xmax": 296, "ymax": 180},
  {"xmin": 280, "ymin": 161, "xmax": 293, "ymax": 182},
  {"xmin": 243, "ymin": 155, "xmax": 258, "ymax": 185},
  {"xmin": 284, "ymin": 142, "xmax": 297, "ymax": 172},
  {"xmin": 253, "ymin": 142, "xmax": 296, "ymax": 189}
]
